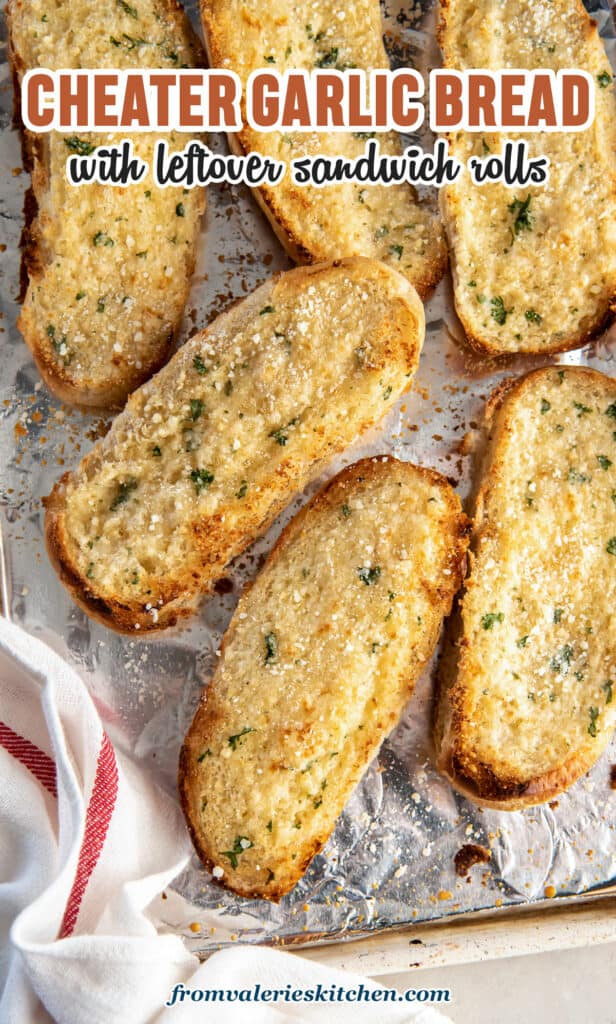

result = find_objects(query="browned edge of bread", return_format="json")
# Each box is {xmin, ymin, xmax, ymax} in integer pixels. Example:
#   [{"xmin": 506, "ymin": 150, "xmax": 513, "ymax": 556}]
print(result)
[
  {"xmin": 458, "ymin": 302, "xmax": 616, "ymax": 364},
  {"xmin": 43, "ymin": 472, "xmax": 161, "ymax": 633}
]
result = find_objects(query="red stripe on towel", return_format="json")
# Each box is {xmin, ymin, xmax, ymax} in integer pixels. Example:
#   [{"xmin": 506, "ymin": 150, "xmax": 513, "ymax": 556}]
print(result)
[
  {"xmin": 58, "ymin": 732, "xmax": 119, "ymax": 938},
  {"xmin": 0, "ymin": 720, "xmax": 57, "ymax": 797}
]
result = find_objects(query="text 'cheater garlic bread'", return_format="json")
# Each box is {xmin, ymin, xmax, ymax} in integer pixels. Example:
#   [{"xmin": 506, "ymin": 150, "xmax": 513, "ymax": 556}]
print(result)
[
  {"xmin": 201, "ymin": 0, "xmax": 447, "ymax": 300},
  {"xmin": 439, "ymin": 0, "xmax": 616, "ymax": 356},
  {"xmin": 435, "ymin": 367, "xmax": 616, "ymax": 810},
  {"xmin": 7, "ymin": 0, "xmax": 205, "ymax": 408},
  {"xmin": 45, "ymin": 258, "xmax": 425, "ymax": 633},
  {"xmin": 180, "ymin": 457, "xmax": 469, "ymax": 899}
]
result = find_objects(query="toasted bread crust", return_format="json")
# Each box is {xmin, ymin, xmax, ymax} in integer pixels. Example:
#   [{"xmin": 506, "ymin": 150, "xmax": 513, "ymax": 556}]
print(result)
[
  {"xmin": 7, "ymin": 0, "xmax": 205, "ymax": 408},
  {"xmin": 438, "ymin": 0, "xmax": 616, "ymax": 356},
  {"xmin": 45, "ymin": 258, "xmax": 425, "ymax": 634},
  {"xmin": 200, "ymin": 0, "xmax": 447, "ymax": 301},
  {"xmin": 435, "ymin": 366, "xmax": 616, "ymax": 808},
  {"xmin": 180, "ymin": 457, "xmax": 470, "ymax": 898},
  {"xmin": 455, "ymin": 300, "xmax": 616, "ymax": 364}
]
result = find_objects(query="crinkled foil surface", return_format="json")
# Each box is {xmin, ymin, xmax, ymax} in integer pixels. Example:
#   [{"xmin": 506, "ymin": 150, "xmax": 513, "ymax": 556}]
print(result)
[{"xmin": 1, "ymin": 0, "xmax": 615, "ymax": 958}]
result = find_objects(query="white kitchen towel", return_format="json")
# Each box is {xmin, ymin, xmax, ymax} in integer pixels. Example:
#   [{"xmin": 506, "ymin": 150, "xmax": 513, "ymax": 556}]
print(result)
[{"xmin": 0, "ymin": 616, "xmax": 452, "ymax": 1024}]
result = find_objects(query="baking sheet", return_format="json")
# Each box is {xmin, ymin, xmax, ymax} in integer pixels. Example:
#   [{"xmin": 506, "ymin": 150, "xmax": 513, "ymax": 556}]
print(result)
[{"xmin": 1, "ymin": 0, "xmax": 615, "ymax": 957}]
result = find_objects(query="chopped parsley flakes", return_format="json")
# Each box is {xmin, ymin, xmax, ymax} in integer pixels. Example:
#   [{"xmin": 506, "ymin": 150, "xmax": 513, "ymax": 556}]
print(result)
[
  {"xmin": 65, "ymin": 137, "xmax": 95, "ymax": 156},
  {"xmin": 573, "ymin": 401, "xmax": 592, "ymax": 417},
  {"xmin": 357, "ymin": 566, "xmax": 381, "ymax": 586},
  {"xmin": 110, "ymin": 477, "xmax": 138, "ymax": 510},
  {"xmin": 264, "ymin": 631, "xmax": 278, "ymax": 664},
  {"xmin": 220, "ymin": 835, "xmax": 253, "ymax": 869},
  {"xmin": 550, "ymin": 643, "xmax": 573, "ymax": 673},
  {"xmin": 47, "ymin": 324, "xmax": 70, "ymax": 363},
  {"xmin": 93, "ymin": 230, "xmax": 114, "ymax": 247},
  {"xmin": 315, "ymin": 46, "xmax": 339, "ymax": 67},
  {"xmin": 269, "ymin": 418, "xmax": 298, "ymax": 446},
  {"xmin": 481, "ymin": 612, "xmax": 504, "ymax": 630},
  {"xmin": 508, "ymin": 194, "xmax": 533, "ymax": 235},
  {"xmin": 490, "ymin": 296, "xmax": 510, "ymax": 326},
  {"xmin": 190, "ymin": 468, "xmax": 214, "ymax": 494},
  {"xmin": 228, "ymin": 727, "xmax": 255, "ymax": 751},
  {"xmin": 117, "ymin": 0, "xmax": 139, "ymax": 16},
  {"xmin": 190, "ymin": 398, "xmax": 205, "ymax": 421}
]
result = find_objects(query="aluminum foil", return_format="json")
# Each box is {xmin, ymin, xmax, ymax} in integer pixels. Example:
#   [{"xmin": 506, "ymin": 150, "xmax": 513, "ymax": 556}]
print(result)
[{"xmin": 1, "ymin": 0, "xmax": 616, "ymax": 958}]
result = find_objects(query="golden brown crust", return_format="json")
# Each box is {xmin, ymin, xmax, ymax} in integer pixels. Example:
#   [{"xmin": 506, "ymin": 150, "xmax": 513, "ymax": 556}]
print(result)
[
  {"xmin": 17, "ymin": 309, "xmax": 179, "ymax": 411},
  {"xmin": 44, "ymin": 481, "xmax": 188, "ymax": 633},
  {"xmin": 180, "ymin": 456, "xmax": 470, "ymax": 898},
  {"xmin": 452, "ymin": 300, "xmax": 616, "ymax": 362},
  {"xmin": 438, "ymin": 743, "xmax": 612, "ymax": 811},
  {"xmin": 435, "ymin": 365, "xmax": 616, "ymax": 809}
]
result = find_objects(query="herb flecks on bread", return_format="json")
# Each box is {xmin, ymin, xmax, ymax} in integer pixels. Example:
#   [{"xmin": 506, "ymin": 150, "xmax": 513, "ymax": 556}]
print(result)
[
  {"xmin": 201, "ymin": 0, "xmax": 447, "ymax": 299},
  {"xmin": 439, "ymin": 0, "xmax": 616, "ymax": 355},
  {"xmin": 45, "ymin": 258, "xmax": 425, "ymax": 632},
  {"xmin": 180, "ymin": 457, "xmax": 469, "ymax": 898},
  {"xmin": 7, "ymin": 0, "xmax": 205, "ymax": 406},
  {"xmin": 435, "ymin": 367, "xmax": 616, "ymax": 808}
]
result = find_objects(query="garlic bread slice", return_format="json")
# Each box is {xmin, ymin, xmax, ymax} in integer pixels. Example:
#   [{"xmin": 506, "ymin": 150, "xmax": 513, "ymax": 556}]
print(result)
[
  {"xmin": 7, "ymin": 0, "xmax": 205, "ymax": 407},
  {"xmin": 45, "ymin": 258, "xmax": 424, "ymax": 632},
  {"xmin": 201, "ymin": 0, "xmax": 447, "ymax": 300},
  {"xmin": 180, "ymin": 457, "xmax": 469, "ymax": 898},
  {"xmin": 436, "ymin": 367, "xmax": 616, "ymax": 808},
  {"xmin": 439, "ymin": 0, "xmax": 616, "ymax": 355}
]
